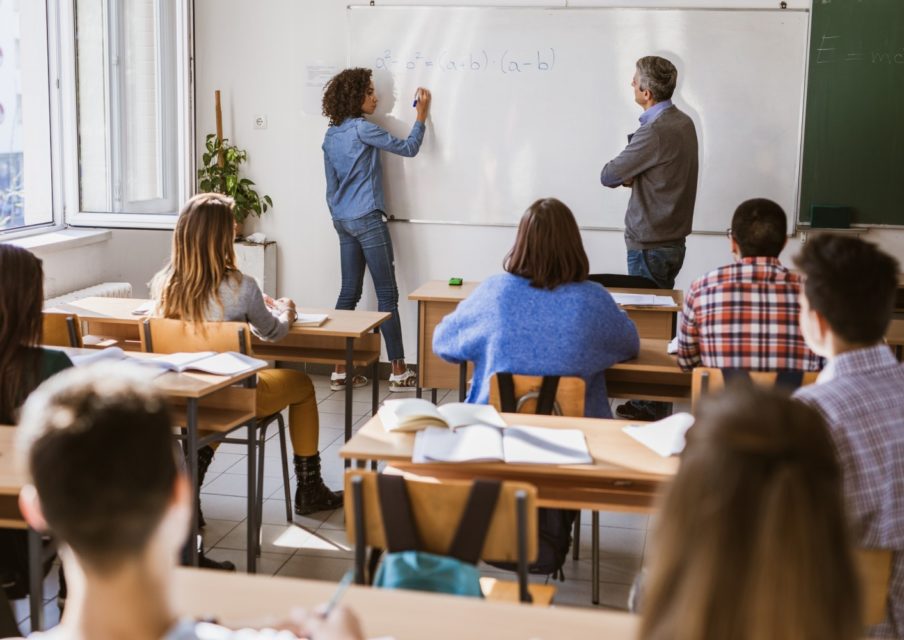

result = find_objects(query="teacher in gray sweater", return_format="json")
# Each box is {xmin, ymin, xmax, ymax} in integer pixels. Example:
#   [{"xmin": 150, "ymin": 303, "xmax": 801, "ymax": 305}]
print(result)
[
  {"xmin": 601, "ymin": 55, "xmax": 698, "ymax": 290},
  {"xmin": 601, "ymin": 55, "xmax": 698, "ymax": 422}
]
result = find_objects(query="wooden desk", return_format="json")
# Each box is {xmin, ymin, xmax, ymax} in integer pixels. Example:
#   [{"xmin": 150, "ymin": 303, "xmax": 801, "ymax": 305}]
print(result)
[
  {"xmin": 341, "ymin": 412, "xmax": 679, "ymax": 604},
  {"xmin": 408, "ymin": 280, "xmax": 682, "ymax": 400},
  {"xmin": 173, "ymin": 567, "xmax": 640, "ymax": 639},
  {"xmin": 58, "ymin": 347, "xmax": 263, "ymax": 571},
  {"xmin": 887, "ymin": 318, "xmax": 904, "ymax": 361},
  {"xmin": 606, "ymin": 339, "xmax": 691, "ymax": 403},
  {"xmin": 47, "ymin": 298, "xmax": 390, "ymax": 446}
]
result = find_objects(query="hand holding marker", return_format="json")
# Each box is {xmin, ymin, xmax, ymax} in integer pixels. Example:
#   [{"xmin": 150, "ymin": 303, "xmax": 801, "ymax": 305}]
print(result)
[{"xmin": 413, "ymin": 87, "xmax": 431, "ymax": 123}]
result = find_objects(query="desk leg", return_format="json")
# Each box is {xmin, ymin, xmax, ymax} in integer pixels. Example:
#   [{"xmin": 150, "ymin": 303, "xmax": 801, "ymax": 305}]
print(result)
[
  {"xmin": 431, "ymin": 388, "xmax": 438, "ymax": 404},
  {"xmin": 591, "ymin": 511, "xmax": 600, "ymax": 605},
  {"xmin": 246, "ymin": 421, "xmax": 258, "ymax": 574},
  {"xmin": 416, "ymin": 302, "xmax": 423, "ymax": 399},
  {"xmin": 27, "ymin": 528, "xmax": 43, "ymax": 631},
  {"xmin": 187, "ymin": 399, "xmax": 200, "ymax": 567},
  {"xmin": 344, "ymin": 338, "xmax": 353, "ymax": 469},
  {"xmin": 458, "ymin": 362, "xmax": 467, "ymax": 402},
  {"xmin": 372, "ymin": 327, "xmax": 380, "ymax": 416}
]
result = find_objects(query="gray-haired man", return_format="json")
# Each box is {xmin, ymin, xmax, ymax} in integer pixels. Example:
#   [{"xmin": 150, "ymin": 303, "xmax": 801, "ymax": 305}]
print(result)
[{"xmin": 601, "ymin": 55, "xmax": 699, "ymax": 421}]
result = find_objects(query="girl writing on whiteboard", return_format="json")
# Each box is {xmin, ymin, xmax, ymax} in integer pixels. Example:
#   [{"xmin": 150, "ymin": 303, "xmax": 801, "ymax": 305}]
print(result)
[{"xmin": 321, "ymin": 68, "xmax": 431, "ymax": 392}]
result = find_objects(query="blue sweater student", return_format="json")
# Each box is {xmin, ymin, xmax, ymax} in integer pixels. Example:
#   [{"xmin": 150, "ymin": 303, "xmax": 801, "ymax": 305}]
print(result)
[{"xmin": 432, "ymin": 200, "xmax": 640, "ymax": 418}]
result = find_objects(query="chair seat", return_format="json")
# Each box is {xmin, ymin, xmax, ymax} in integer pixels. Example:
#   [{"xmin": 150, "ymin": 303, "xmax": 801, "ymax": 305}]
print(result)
[{"xmin": 479, "ymin": 577, "xmax": 556, "ymax": 606}]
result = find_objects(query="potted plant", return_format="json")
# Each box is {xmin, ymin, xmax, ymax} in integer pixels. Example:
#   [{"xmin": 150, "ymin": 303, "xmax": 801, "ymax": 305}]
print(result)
[{"xmin": 197, "ymin": 133, "xmax": 273, "ymax": 237}]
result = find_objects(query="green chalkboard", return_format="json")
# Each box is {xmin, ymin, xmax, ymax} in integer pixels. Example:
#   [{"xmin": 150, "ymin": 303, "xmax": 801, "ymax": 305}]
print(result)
[{"xmin": 799, "ymin": 0, "xmax": 904, "ymax": 226}]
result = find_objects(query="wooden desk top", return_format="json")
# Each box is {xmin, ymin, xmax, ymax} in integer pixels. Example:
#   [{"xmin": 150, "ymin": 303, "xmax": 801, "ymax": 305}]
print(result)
[
  {"xmin": 408, "ymin": 280, "xmax": 681, "ymax": 310},
  {"xmin": 0, "ymin": 427, "xmax": 24, "ymax": 498},
  {"xmin": 57, "ymin": 347, "xmax": 265, "ymax": 400},
  {"xmin": 886, "ymin": 318, "xmax": 904, "ymax": 347},
  {"xmin": 340, "ymin": 413, "xmax": 679, "ymax": 484},
  {"xmin": 47, "ymin": 298, "xmax": 390, "ymax": 339},
  {"xmin": 613, "ymin": 339, "xmax": 685, "ymax": 374},
  {"xmin": 172, "ymin": 567, "xmax": 640, "ymax": 639}
]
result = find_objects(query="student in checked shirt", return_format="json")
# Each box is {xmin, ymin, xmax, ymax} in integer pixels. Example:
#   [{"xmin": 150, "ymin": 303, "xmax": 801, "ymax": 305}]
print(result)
[
  {"xmin": 792, "ymin": 234, "xmax": 904, "ymax": 639},
  {"xmin": 677, "ymin": 198, "xmax": 821, "ymax": 373}
]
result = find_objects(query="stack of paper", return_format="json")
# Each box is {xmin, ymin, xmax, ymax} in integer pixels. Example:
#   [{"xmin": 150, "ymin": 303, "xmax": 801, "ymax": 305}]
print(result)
[
  {"xmin": 622, "ymin": 413, "xmax": 695, "ymax": 457},
  {"xmin": 611, "ymin": 293, "xmax": 676, "ymax": 307}
]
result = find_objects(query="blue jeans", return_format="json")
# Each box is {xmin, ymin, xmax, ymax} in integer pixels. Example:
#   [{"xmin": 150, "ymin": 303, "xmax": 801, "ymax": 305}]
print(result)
[
  {"xmin": 333, "ymin": 210, "xmax": 405, "ymax": 362},
  {"xmin": 626, "ymin": 244, "xmax": 686, "ymax": 290}
]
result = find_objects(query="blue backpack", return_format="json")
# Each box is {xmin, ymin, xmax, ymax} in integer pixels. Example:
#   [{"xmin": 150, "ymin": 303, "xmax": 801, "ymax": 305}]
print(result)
[{"xmin": 372, "ymin": 474, "xmax": 501, "ymax": 598}]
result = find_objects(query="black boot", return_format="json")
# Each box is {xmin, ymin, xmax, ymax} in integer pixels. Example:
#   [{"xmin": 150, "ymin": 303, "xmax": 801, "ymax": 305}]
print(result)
[
  {"xmin": 194, "ymin": 445, "xmax": 215, "ymax": 528},
  {"xmin": 294, "ymin": 453, "xmax": 343, "ymax": 515}
]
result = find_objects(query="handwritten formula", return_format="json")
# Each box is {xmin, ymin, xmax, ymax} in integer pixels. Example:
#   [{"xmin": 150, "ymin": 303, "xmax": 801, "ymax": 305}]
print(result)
[
  {"xmin": 374, "ymin": 48, "xmax": 557, "ymax": 74},
  {"xmin": 815, "ymin": 34, "xmax": 904, "ymax": 65}
]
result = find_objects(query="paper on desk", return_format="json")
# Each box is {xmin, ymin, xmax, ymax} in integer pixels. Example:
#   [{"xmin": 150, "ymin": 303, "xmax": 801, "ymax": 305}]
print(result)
[
  {"xmin": 69, "ymin": 347, "xmax": 127, "ymax": 366},
  {"xmin": 130, "ymin": 300, "xmax": 155, "ymax": 316},
  {"xmin": 294, "ymin": 313, "xmax": 329, "ymax": 327},
  {"xmin": 623, "ymin": 412, "xmax": 695, "ymax": 457},
  {"xmin": 611, "ymin": 293, "xmax": 675, "ymax": 307},
  {"xmin": 667, "ymin": 337, "xmax": 678, "ymax": 354}
]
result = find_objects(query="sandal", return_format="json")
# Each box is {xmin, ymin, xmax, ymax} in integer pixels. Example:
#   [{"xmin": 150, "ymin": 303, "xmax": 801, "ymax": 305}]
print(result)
[
  {"xmin": 330, "ymin": 372, "xmax": 369, "ymax": 391},
  {"xmin": 388, "ymin": 368, "xmax": 418, "ymax": 392}
]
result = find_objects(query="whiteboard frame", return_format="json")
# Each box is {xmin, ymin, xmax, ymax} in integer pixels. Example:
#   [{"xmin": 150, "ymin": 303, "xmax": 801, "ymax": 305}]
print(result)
[{"xmin": 348, "ymin": 4, "xmax": 810, "ymax": 235}]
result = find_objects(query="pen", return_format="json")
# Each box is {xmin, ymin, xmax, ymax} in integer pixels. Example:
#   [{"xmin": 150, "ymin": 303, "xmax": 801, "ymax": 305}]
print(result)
[
  {"xmin": 322, "ymin": 570, "xmax": 354, "ymax": 618},
  {"xmin": 412, "ymin": 89, "xmax": 419, "ymax": 108}
]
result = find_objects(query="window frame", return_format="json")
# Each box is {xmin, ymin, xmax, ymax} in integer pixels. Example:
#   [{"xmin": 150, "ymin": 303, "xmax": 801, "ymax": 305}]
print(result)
[{"xmin": 62, "ymin": 0, "xmax": 194, "ymax": 230}]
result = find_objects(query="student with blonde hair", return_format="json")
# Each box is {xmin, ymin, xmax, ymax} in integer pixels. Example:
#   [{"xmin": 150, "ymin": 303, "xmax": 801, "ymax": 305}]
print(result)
[
  {"xmin": 151, "ymin": 193, "xmax": 342, "ymax": 518},
  {"xmin": 640, "ymin": 385, "xmax": 863, "ymax": 640}
]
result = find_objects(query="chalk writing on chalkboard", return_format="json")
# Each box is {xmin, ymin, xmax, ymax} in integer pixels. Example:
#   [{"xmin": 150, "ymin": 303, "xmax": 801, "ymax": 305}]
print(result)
[
  {"xmin": 374, "ymin": 48, "xmax": 557, "ymax": 74},
  {"xmin": 815, "ymin": 34, "xmax": 904, "ymax": 65}
]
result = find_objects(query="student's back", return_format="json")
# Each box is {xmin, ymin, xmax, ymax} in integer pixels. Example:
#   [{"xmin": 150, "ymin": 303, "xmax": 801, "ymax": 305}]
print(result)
[{"xmin": 432, "ymin": 198, "xmax": 638, "ymax": 418}]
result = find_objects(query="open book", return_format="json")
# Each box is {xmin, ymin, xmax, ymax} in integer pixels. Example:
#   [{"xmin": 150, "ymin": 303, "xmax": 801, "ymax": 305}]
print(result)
[
  {"xmin": 413, "ymin": 424, "xmax": 593, "ymax": 465},
  {"xmin": 69, "ymin": 347, "xmax": 266, "ymax": 376},
  {"xmin": 622, "ymin": 412, "xmax": 695, "ymax": 457},
  {"xmin": 378, "ymin": 399, "xmax": 506, "ymax": 433},
  {"xmin": 611, "ymin": 292, "xmax": 676, "ymax": 307},
  {"xmin": 294, "ymin": 313, "xmax": 328, "ymax": 327}
]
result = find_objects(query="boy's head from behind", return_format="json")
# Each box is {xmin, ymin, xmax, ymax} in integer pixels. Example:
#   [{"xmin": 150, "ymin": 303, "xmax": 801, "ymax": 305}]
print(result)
[
  {"xmin": 17, "ymin": 365, "xmax": 188, "ymax": 573},
  {"xmin": 794, "ymin": 234, "xmax": 898, "ymax": 353},
  {"xmin": 730, "ymin": 198, "xmax": 787, "ymax": 259}
]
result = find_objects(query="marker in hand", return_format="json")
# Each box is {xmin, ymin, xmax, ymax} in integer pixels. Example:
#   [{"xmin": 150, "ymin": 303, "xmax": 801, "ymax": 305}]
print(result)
[{"xmin": 412, "ymin": 89, "xmax": 420, "ymax": 108}]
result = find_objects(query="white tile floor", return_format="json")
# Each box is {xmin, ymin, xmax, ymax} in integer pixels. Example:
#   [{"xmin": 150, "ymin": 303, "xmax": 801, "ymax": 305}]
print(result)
[{"xmin": 10, "ymin": 373, "xmax": 652, "ymax": 633}]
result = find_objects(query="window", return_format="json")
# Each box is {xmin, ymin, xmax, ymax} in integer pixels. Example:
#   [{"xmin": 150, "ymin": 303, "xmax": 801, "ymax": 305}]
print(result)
[
  {"xmin": 64, "ymin": 0, "xmax": 192, "ymax": 228},
  {"xmin": 0, "ymin": 0, "xmax": 56, "ymax": 234}
]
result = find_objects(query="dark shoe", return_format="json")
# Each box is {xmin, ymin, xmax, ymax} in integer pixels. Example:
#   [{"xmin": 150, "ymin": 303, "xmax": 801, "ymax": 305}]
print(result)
[
  {"xmin": 194, "ymin": 445, "xmax": 215, "ymax": 528},
  {"xmin": 198, "ymin": 553, "xmax": 236, "ymax": 572},
  {"xmin": 294, "ymin": 453, "xmax": 344, "ymax": 515},
  {"xmin": 616, "ymin": 401, "xmax": 657, "ymax": 422}
]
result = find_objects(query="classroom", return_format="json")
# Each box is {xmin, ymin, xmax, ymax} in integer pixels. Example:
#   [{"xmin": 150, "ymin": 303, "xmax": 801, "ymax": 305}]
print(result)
[{"xmin": 1, "ymin": 0, "xmax": 902, "ymax": 638}]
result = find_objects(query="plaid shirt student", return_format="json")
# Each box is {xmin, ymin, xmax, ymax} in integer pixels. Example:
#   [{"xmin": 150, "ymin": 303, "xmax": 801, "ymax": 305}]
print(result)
[
  {"xmin": 677, "ymin": 257, "xmax": 822, "ymax": 372},
  {"xmin": 794, "ymin": 345, "xmax": 904, "ymax": 638}
]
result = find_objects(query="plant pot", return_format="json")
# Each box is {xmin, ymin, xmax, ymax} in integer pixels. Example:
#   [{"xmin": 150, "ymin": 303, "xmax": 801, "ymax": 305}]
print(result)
[{"xmin": 234, "ymin": 220, "xmax": 244, "ymax": 239}]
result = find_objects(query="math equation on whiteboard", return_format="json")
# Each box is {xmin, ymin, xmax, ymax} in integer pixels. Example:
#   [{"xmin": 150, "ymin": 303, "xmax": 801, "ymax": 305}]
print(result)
[{"xmin": 374, "ymin": 48, "xmax": 557, "ymax": 74}]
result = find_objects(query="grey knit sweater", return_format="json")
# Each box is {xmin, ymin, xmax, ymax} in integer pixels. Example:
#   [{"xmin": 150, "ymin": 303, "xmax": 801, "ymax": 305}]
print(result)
[
  {"xmin": 601, "ymin": 105, "xmax": 699, "ymax": 250},
  {"xmin": 203, "ymin": 273, "xmax": 290, "ymax": 342}
]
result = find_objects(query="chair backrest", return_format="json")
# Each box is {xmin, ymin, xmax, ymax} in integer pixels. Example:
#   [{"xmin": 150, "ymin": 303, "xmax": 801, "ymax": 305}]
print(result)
[
  {"xmin": 42, "ymin": 312, "xmax": 83, "ymax": 348},
  {"xmin": 488, "ymin": 373, "xmax": 586, "ymax": 417},
  {"xmin": 139, "ymin": 317, "xmax": 251, "ymax": 354},
  {"xmin": 857, "ymin": 548, "xmax": 893, "ymax": 626},
  {"xmin": 588, "ymin": 273, "xmax": 660, "ymax": 290},
  {"xmin": 691, "ymin": 367, "xmax": 820, "ymax": 412},
  {"xmin": 345, "ymin": 470, "xmax": 538, "ymax": 564}
]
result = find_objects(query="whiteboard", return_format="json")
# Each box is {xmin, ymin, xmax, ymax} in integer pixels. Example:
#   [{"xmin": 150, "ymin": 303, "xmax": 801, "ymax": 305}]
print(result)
[{"xmin": 348, "ymin": 7, "xmax": 808, "ymax": 232}]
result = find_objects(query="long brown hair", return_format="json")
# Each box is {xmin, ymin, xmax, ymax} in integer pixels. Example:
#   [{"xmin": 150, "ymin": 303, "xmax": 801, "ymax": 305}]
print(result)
[
  {"xmin": 640, "ymin": 386, "xmax": 862, "ymax": 640},
  {"xmin": 503, "ymin": 198, "xmax": 589, "ymax": 289},
  {"xmin": 0, "ymin": 245, "xmax": 45, "ymax": 423},
  {"xmin": 152, "ymin": 193, "xmax": 240, "ymax": 324}
]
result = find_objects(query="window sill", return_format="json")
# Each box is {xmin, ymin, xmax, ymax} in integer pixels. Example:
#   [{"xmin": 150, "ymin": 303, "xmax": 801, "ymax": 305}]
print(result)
[{"xmin": 4, "ymin": 227, "xmax": 112, "ymax": 254}]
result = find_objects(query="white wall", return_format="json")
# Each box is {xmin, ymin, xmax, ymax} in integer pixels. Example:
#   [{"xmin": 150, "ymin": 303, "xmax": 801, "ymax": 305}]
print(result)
[{"xmin": 36, "ymin": 0, "xmax": 903, "ymax": 361}]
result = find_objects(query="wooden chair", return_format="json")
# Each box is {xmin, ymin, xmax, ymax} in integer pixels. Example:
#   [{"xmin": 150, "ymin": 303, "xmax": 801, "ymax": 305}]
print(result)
[
  {"xmin": 488, "ymin": 373, "xmax": 589, "ymax": 564},
  {"xmin": 691, "ymin": 367, "xmax": 820, "ymax": 412},
  {"xmin": 42, "ymin": 312, "xmax": 83, "ymax": 348},
  {"xmin": 345, "ymin": 470, "xmax": 555, "ymax": 606},
  {"xmin": 587, "ymin": 274, "xmax": 660, "ymax": 290},
  {"xmin": 857, "ymin": 548, "xmax": 894, "ymax": 626},
  {"xmin": 139, "ymin": 318, "xmax": 294, "ymax": 554}
]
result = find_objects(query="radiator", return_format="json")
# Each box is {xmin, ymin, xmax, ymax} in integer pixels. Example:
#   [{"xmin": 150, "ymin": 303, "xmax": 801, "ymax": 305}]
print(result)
[{"xmin": 45, "ymin": 282, "xmax": 133, "ymax": 307}]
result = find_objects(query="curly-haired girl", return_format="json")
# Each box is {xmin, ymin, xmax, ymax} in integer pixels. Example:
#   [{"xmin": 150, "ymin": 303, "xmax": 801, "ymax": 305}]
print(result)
[{"xmin": 321, "ymin": 68, "xmax": 431, "ymax": 392}]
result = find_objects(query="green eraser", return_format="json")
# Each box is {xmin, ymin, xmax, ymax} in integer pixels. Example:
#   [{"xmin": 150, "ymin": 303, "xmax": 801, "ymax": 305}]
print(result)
[{"xmin": 448, "ymin": 277, "xmax": 463, "ymax": 286}]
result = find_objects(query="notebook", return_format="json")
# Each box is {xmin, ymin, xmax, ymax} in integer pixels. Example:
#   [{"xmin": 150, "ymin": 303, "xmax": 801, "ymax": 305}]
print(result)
[
  {"xmin": 622, "ymin": 412, "xmax": 695, "ymax": 457},
  {"xmin": 611, "ymin": 293, "xmax": 676, "ymax": 307},
  {"xmin": 412, "ymin": 424, "xmax": 592, "ymax": 465},
  {"xmin": 379, "ymin": 399, "xmax": 506, "ymax": 433},
  {"xmin": 69, "ymin": 347, "xmax": 266, "ymax": 376},
  {"xmin": 294, "ymin": 313, "xmax": 328, "ymax": 327}
]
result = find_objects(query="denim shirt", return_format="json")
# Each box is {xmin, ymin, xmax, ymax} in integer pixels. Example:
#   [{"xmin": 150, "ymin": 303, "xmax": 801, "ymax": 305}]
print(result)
[{"xmin": 322, "ymin": 117, "xmax": 425, "ymax": 221}]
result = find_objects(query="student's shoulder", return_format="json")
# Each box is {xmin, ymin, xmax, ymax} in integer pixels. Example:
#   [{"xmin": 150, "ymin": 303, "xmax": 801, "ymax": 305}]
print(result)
[{"xmin": 39, "ymin": 347, "xmax": 73, "ymax": 374}]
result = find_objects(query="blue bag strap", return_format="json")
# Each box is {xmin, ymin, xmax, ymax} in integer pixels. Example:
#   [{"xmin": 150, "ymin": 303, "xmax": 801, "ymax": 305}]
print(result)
[
  {"xmin": 447, "ymin": 479, "xmax": 502, "ymax": 565},
  {"xmin": 376, "ymin": 474, "xmax": 421, "ymax": 553}
]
